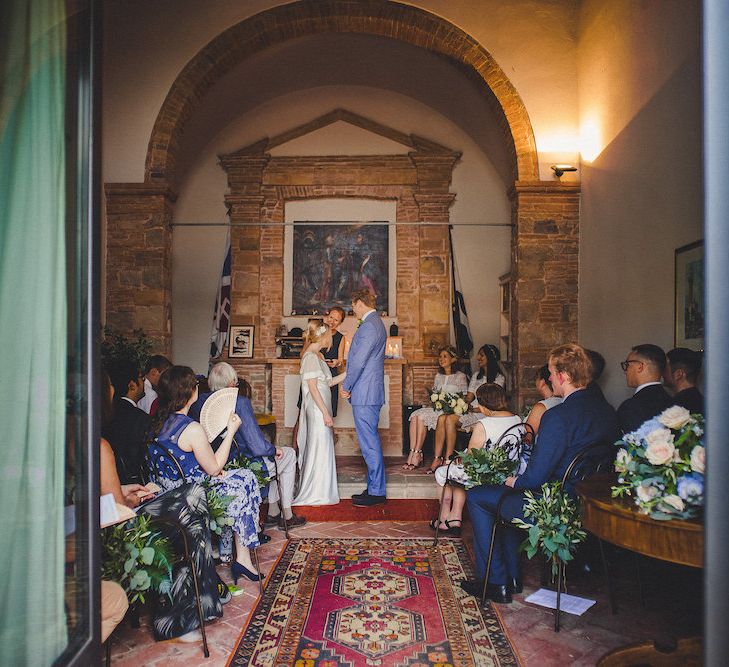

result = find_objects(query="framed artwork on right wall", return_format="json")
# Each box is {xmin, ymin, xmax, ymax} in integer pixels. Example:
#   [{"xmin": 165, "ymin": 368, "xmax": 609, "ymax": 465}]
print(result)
[{"xmin": 674, "ymin": 240, "xmax": 704, "ymax": 350}]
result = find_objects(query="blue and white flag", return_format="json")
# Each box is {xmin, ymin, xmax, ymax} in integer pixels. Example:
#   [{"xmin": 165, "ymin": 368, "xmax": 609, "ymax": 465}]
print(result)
[{"xmin": 209, "ymin": 235, "xmax": 231, "ymax": 360}]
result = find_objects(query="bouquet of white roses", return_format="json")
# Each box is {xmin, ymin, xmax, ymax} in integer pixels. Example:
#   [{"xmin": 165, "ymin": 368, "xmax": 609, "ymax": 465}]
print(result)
[
  {"xmin": 429, "ymin": 388, "xmax": 469, "ymax": 415},
  {"xmin": 611, "ymin": 405, "xmax": 704, "ymax": 520}
]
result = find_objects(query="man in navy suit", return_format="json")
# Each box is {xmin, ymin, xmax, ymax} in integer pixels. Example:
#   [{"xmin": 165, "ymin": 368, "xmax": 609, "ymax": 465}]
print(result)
[
  {"xmin": 463, "ymin": 343, "xmax": 620, "ymax": 603},
  {"xmin": 617, "ymin": 343, "xmax": 674, "ymax": 433},
  {"xmin": 341, "ymin": 289, "xmax": 387, "ymax": 506}
]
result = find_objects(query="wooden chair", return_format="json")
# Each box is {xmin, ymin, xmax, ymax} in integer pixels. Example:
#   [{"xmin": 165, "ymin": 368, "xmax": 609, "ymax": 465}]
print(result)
[
  {"xmin": 433, "ymin": 422, "xmax": 534, "ymax": 545},
  {"xmin": 482, "ymin": 440, "xmax": 615, "ymax": 631}
]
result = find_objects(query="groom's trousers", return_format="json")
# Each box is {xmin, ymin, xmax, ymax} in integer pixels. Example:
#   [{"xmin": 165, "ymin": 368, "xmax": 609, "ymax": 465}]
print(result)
[{"xmin": 352, "ymin": 404, "xmax": 386, "ymax": 496}]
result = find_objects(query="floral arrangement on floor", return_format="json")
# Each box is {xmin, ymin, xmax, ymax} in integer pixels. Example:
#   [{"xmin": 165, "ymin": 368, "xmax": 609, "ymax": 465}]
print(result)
[
  {"xmin": 611, "ymin": 406, "xmax": 704, "ymax": 520},
  {"xmin": 101, "ymin": 514, "xmax": 177, "ymax": 605},
  {"xmin": 512, "ymin": 481, "xmax": 587, "ymax": 581},
  {"xmin": 460, "ymin": 446, "xmax": 518, "ymax": 488},
  {"xmin": 429, "ymin": 389, "xmax": 469, "ymax": 415}
]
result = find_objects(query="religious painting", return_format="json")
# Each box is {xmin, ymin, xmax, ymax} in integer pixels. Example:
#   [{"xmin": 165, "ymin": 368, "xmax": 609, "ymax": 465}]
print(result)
[
  {"xmin": 675, "ymin": 241, "xmax": 704, "ymax": 350},
  {"xmin": 228, "ymin": 325, "xmax": 254, "ymax": 358},
  {"xmin": 291, "ymin": 223, "xmax": 389, "ymax": 315}
]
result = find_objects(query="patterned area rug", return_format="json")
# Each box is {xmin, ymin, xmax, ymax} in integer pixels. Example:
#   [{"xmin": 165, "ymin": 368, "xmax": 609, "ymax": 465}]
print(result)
[{"xmin": 228, "ymin": 538, "xmax": 521, "ymax": 667}]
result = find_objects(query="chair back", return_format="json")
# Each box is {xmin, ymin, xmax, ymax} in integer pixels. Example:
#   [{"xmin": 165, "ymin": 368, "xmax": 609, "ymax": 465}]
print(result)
[
  {"xmin": 561, "ymin": 441, "xmax": 615, "ymax": 490},
  {"xmin": 145, "ymin": 441, "xmax": 186, "ymax": 489},
  {"xmin": 493, "ymin": 422, "xmax": 535, "ymax": 465}
]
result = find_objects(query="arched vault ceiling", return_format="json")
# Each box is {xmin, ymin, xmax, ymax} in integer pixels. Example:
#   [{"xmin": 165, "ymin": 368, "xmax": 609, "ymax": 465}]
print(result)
[{"xmin": 175, "ymin": 33, "xmax": 513, "ymax": 188}]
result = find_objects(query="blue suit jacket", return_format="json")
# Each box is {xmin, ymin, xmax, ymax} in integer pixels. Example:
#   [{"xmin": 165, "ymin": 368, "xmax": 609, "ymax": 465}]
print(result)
[
  {"xmin": 190, "ymin": 392, "xmax": 275, "ymax": 459},
  {"xmin": 342, "ymin": 311, "xmax": 386, "ymax": 406},
  {"xmin": 514, "ymin": 387, "xmax": 620, "ymax": 492}
]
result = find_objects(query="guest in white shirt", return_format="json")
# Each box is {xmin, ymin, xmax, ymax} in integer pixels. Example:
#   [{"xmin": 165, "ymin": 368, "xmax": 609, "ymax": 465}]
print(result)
[{"xmin": 137, "ymin": 354, "xmax": 171, "ymax": 414}]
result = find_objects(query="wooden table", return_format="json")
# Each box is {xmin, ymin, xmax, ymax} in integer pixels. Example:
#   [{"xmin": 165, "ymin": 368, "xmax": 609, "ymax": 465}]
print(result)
[{"xmin": 576, "ymin": 473, "xmax": 703, "ymax": 568}]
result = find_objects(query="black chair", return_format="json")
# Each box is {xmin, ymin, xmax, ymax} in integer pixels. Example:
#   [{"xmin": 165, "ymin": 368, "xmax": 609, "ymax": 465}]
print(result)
[
  {"xmin": 482, "ymin": 440, "xmax": 614, "ymax": 631},
  {"xmin": 433, "ymin": 422, "xmax": 534, "ymax": 545}
]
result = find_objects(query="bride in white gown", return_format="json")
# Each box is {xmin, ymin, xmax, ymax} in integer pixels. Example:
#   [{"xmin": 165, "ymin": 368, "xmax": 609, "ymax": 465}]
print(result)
[{"xmin": 293, "ymin": 319, "xmax": 347, "ymax": 505}]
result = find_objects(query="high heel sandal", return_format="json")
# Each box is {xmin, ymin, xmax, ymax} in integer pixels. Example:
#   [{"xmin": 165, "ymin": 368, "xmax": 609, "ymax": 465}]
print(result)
[
  {"xmin": 429, "ymin": 518, "xmax": 448, "ymax": 531},
  {"xmin": 402, "ymin": 449, "xmax": 423, "ymax": 470},
  {"xmin": 402, "ymin": 451, "xmax": 415, "ymax": 470},
  {"xmin": 231, "ymin": 561, "xmax": 265, "ymax": 584},
  {"xmin": 424, "ymin": 456, "xmax": 444, "ymax": 474},
  {"xmin": 444, "ymin": 519, "xmax": 462, "ymax": 537}
]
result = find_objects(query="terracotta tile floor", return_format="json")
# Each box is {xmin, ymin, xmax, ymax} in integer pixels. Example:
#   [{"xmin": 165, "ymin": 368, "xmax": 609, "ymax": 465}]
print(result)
[{"xmin": 109, "ymin": 512, "xmax": 702, "ymax": 666}]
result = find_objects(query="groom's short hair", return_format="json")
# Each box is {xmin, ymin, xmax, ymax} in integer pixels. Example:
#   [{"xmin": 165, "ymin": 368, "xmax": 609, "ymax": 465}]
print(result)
[{"xmin": 351, "ymin": 289, "xmax": 376, "ymax": 308}]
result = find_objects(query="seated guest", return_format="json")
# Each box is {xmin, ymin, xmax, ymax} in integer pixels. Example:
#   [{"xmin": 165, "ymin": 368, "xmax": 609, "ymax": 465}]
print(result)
[
  {"xmin": 665, "ymin": 347, "xmax": 704, "ymax": 414},
  {"xmin": 190, "ymin": 362, "xmax": 306, "ymax": 530},
  {"xmin": 524, "ymin": 364, "xmax": 561, "ymax": 434},
  {"xmin": 617, "ymin": 344, "xmax": 674, "ymax": 433},
  {"xmin": 437, "ymin": 344, "xmax": 506, "ymax": 465},
  {"xmin": 431, "ymin": 384, "xmax": 522, "ymax": 536},
  {"xmin": 463, "ymin": 343, "xmax": 619, "ymax": 604},
  {"xmin": 99, "ymin": 366, "xmax": 226, "ymax": 643},
  {"xmin": 148, "ymin": 365, "xmax": 264, "ymax": 585},
  {"xmin": 585, "ymin": 348, "xmax": 607, "ymax": 399},
  {"xmin": 103, "ymin": 359, "xmax": 150, "ymax": 483},
  {"xmin": 138, "ymin": 354, "xmax": 172, "ymax": 414}
]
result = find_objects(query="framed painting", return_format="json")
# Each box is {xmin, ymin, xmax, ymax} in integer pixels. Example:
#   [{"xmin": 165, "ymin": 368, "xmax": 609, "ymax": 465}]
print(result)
[
  {"xmin": 674, "ymin": 240, "xmax": 704, "ymax": 350},
  {"xmin": 290, "ymin": 223, "xmax": 389, "ymax": 315},
  {"xmin": 229, "ymin": 325, "xmax": 254, "ymax": 358}
]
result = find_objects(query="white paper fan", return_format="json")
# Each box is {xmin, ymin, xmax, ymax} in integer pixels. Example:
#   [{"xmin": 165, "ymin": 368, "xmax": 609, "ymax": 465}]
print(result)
[{"xmin": 199, "ymin": 387, "xmax": 238, "ymax": 442}]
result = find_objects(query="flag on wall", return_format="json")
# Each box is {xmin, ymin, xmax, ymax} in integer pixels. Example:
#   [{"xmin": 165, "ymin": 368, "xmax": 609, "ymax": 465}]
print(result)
[{"xmin": 209, "ymin": 237, "xmax": 231, "ymax": 360}]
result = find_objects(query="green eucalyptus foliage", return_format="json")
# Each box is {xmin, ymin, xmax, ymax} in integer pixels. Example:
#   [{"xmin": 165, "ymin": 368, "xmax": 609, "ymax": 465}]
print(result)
[
  {"xmin": 512, "ymin": 481, "xmax": 587, "ymax": 581},
  {"xmin": 461, "ymin": 447, "xmax": 518, "ymax": 489},
  {"xmin": 200, "ymin": 483, "xmax": 235, "ymax": 536},
  {"xmin": 225, "ymin": 454, "xmax": 271, "ymax": 488},
  {"xmin": 101, "ymin": 514, "xmax": 177, "ymax": 605},
  {"xmin": 101, "ymin": 326, "xmax": 153, "ymax": 370}
]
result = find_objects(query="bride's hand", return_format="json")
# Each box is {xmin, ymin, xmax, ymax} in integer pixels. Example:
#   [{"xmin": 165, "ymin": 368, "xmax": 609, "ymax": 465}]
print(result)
[{"xmin": 323, "ymin": 414, "xmax": 333, "ymax": 427}]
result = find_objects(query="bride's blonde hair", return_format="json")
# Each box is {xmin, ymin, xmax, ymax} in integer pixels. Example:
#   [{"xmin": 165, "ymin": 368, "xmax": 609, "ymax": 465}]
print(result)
[{"xmin": 304, "ymin": 318, "xmax": 332, "ymax": 347}]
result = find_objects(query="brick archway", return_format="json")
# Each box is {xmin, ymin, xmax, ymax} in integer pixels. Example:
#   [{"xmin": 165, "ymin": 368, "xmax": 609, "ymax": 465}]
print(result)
[{"xmin": 143, "ymin": 0, "xmax": 539, "ymax": 184}]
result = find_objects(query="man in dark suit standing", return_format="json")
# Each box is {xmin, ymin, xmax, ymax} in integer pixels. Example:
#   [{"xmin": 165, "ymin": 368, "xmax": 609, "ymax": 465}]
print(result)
[
  {"xmin": 617, "ymin": 344, "xmax": 674, "ymax": 433},
  {"xmin": 104, "ymin": 359, "xmax": 150, "ymax": 483},
  {"xmin": 463, "ymin": 344, "xmax": 620, "ymax": 604}
]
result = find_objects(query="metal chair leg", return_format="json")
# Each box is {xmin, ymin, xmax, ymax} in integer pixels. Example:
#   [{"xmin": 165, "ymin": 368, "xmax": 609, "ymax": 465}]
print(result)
[
  {"xmin": 433, "ymin": 485, "xmax": 445, "ymax": 546},
  {"xmin": 252, "ymin": 546, "xmax": 264, "ymax": 595},
  {"xmin": 482, "ymin": 520, "xmax": 499, "ymax": 606},
  {"xmin": 554, "ymin": 560, "xmax": 563, "ymax": 632}
]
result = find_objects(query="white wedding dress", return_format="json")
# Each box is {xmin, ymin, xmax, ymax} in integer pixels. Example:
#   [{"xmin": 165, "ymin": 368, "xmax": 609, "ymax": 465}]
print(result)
[{"xmin": 293, "ymin": 351, "xmax": 340, "ymax": 505}]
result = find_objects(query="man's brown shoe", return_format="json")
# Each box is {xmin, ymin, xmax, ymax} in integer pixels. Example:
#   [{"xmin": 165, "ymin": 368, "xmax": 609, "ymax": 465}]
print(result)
[{"xmin": 279, "ymin": 513, "xmax": 307, "ymax": 530}]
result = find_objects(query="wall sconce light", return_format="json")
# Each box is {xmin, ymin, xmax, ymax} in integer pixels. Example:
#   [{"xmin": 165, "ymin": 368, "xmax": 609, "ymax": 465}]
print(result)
[
  {"xmin": 550, "ymin": 164, "xmax": 578, "ymax": 178},
  {"xmin": 385, "ymin": 336, "xmax": 403, "ymax": 359}
]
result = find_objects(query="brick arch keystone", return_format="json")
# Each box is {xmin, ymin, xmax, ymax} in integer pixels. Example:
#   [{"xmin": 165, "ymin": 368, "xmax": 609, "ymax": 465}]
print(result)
[{"xmin": 144, "ymin": 0, "xmax": 539, "ymax": 183}]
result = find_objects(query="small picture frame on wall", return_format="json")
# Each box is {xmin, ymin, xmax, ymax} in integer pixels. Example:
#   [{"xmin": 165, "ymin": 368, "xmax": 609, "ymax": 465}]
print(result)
[
  {"xmin": 229, "ymin": 325, "xmax": 254, "ymax": 358},
  {"xmin": 674, "ymin": 240, "xmax": 704, "ymax": 350}
]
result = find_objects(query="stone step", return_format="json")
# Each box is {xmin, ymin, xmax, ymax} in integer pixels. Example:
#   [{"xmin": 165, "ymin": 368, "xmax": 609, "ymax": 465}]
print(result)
[{"xmin": 335, "ymin": 456, "xmax": 439, "ymax": 499}]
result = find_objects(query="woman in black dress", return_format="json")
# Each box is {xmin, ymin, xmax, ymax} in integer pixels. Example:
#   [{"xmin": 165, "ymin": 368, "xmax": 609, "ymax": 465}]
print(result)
[{"xmin": 322, "ymin": 306, "xmax": 346, "ymax": 417}]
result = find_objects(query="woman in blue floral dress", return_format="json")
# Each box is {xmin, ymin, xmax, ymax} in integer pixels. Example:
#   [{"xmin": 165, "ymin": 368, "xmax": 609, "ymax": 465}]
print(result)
[{"xmin": 148, "ymin": 366, "xmax": 263, "ymax": 584}]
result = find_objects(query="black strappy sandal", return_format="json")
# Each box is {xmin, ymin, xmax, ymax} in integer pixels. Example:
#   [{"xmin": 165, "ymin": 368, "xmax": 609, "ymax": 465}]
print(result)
[{"xmin": 444, "ymin": 519, "xmax": 462, "ymax": 537}]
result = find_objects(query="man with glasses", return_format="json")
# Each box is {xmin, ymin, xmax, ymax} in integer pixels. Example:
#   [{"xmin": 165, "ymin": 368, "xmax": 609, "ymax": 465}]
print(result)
[{"xmin": 617, "ymin": 344, "xmax": 674, "ymax": 433}]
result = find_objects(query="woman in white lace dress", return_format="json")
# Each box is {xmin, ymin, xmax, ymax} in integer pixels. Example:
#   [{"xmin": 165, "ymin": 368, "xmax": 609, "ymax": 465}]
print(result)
[
  {"xmin": 430, "ymin": 383, "xmax": 522, "ymax": 536},
  {"xmin": 404, "ymin": 346, "xmax": 468, "ymax": 472},
  {"xmin": 293, "ymin": 319, "xmax": 347, "ymax": 506}
]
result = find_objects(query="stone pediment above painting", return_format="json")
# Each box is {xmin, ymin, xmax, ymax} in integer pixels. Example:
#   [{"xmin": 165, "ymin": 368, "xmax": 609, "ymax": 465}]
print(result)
[{"xmin": 221, "ymin": 109, "xmax": 458, "ymax": 158}]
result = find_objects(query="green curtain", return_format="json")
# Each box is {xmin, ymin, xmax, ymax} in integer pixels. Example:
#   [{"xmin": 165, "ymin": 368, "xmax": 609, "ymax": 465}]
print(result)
[{"xmin": 0, "ymin": 0, "xmax": 69, "ymax": 664}]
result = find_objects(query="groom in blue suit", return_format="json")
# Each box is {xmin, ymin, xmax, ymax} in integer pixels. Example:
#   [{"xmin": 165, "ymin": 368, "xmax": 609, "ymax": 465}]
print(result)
[{"xmin": 341, "ymin": 289, "xmax": 388, "ymax": 506}]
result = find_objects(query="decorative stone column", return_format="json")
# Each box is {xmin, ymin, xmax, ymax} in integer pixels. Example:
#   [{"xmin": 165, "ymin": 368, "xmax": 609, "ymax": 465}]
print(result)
[
  {"xmin": 510, "ymin": 181, "xmax": 581, "ymax": 410},
  {"xmin": 104, "ymin": 183, "xmax": 176, "ymax": 354}
]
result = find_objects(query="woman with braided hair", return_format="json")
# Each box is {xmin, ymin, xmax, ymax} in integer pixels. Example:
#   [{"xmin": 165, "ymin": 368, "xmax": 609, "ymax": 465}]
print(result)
[{"xmin": 293, "ymin": 319, "xmax": 347, "ymax": 505}]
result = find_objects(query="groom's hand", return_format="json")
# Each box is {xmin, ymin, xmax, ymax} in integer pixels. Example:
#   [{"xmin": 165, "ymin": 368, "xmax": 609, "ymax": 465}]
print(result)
[{"xmin": 340, "ymin": 388, "xmax": 351, "ymax": 399}]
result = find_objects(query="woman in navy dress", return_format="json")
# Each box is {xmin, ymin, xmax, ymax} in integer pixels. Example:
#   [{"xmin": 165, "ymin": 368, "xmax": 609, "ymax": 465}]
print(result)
[
  {"xmin": 148, "ymin": 365, "xmax": 263, "ymax": 584},
  {"xmin": 322, "ymin": 306, "xmax": 346, "ymax": 417}
]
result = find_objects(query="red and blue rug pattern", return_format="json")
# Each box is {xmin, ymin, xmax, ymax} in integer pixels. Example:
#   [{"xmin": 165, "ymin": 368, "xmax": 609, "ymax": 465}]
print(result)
[{"xmin": 228, "ymin": 538, "xmax": 521, "ymax": 666}]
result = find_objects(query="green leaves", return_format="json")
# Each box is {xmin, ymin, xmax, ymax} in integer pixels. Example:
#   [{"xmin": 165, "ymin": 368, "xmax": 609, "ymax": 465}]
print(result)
[
  {"xmin": 225, "ymin": 454, "xmax": 271, "ymax": 487},
  {"xmin": 100, "ymin": 326, "xmax": 153, "ymax": 370},
  {"xmin": 204, "ymin": 485, "xmax": 235, "ymax": 536},
  {"xmin": 512, "ymin": 481, "xmax": 587, "ymax": 581},
  {"xmin": 461, "ymin": 446, "xmax": 518, "ymax": 489},
  {"xmin": 101, "ymin": 514, "xmax": 177, "ymax": 606}
]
